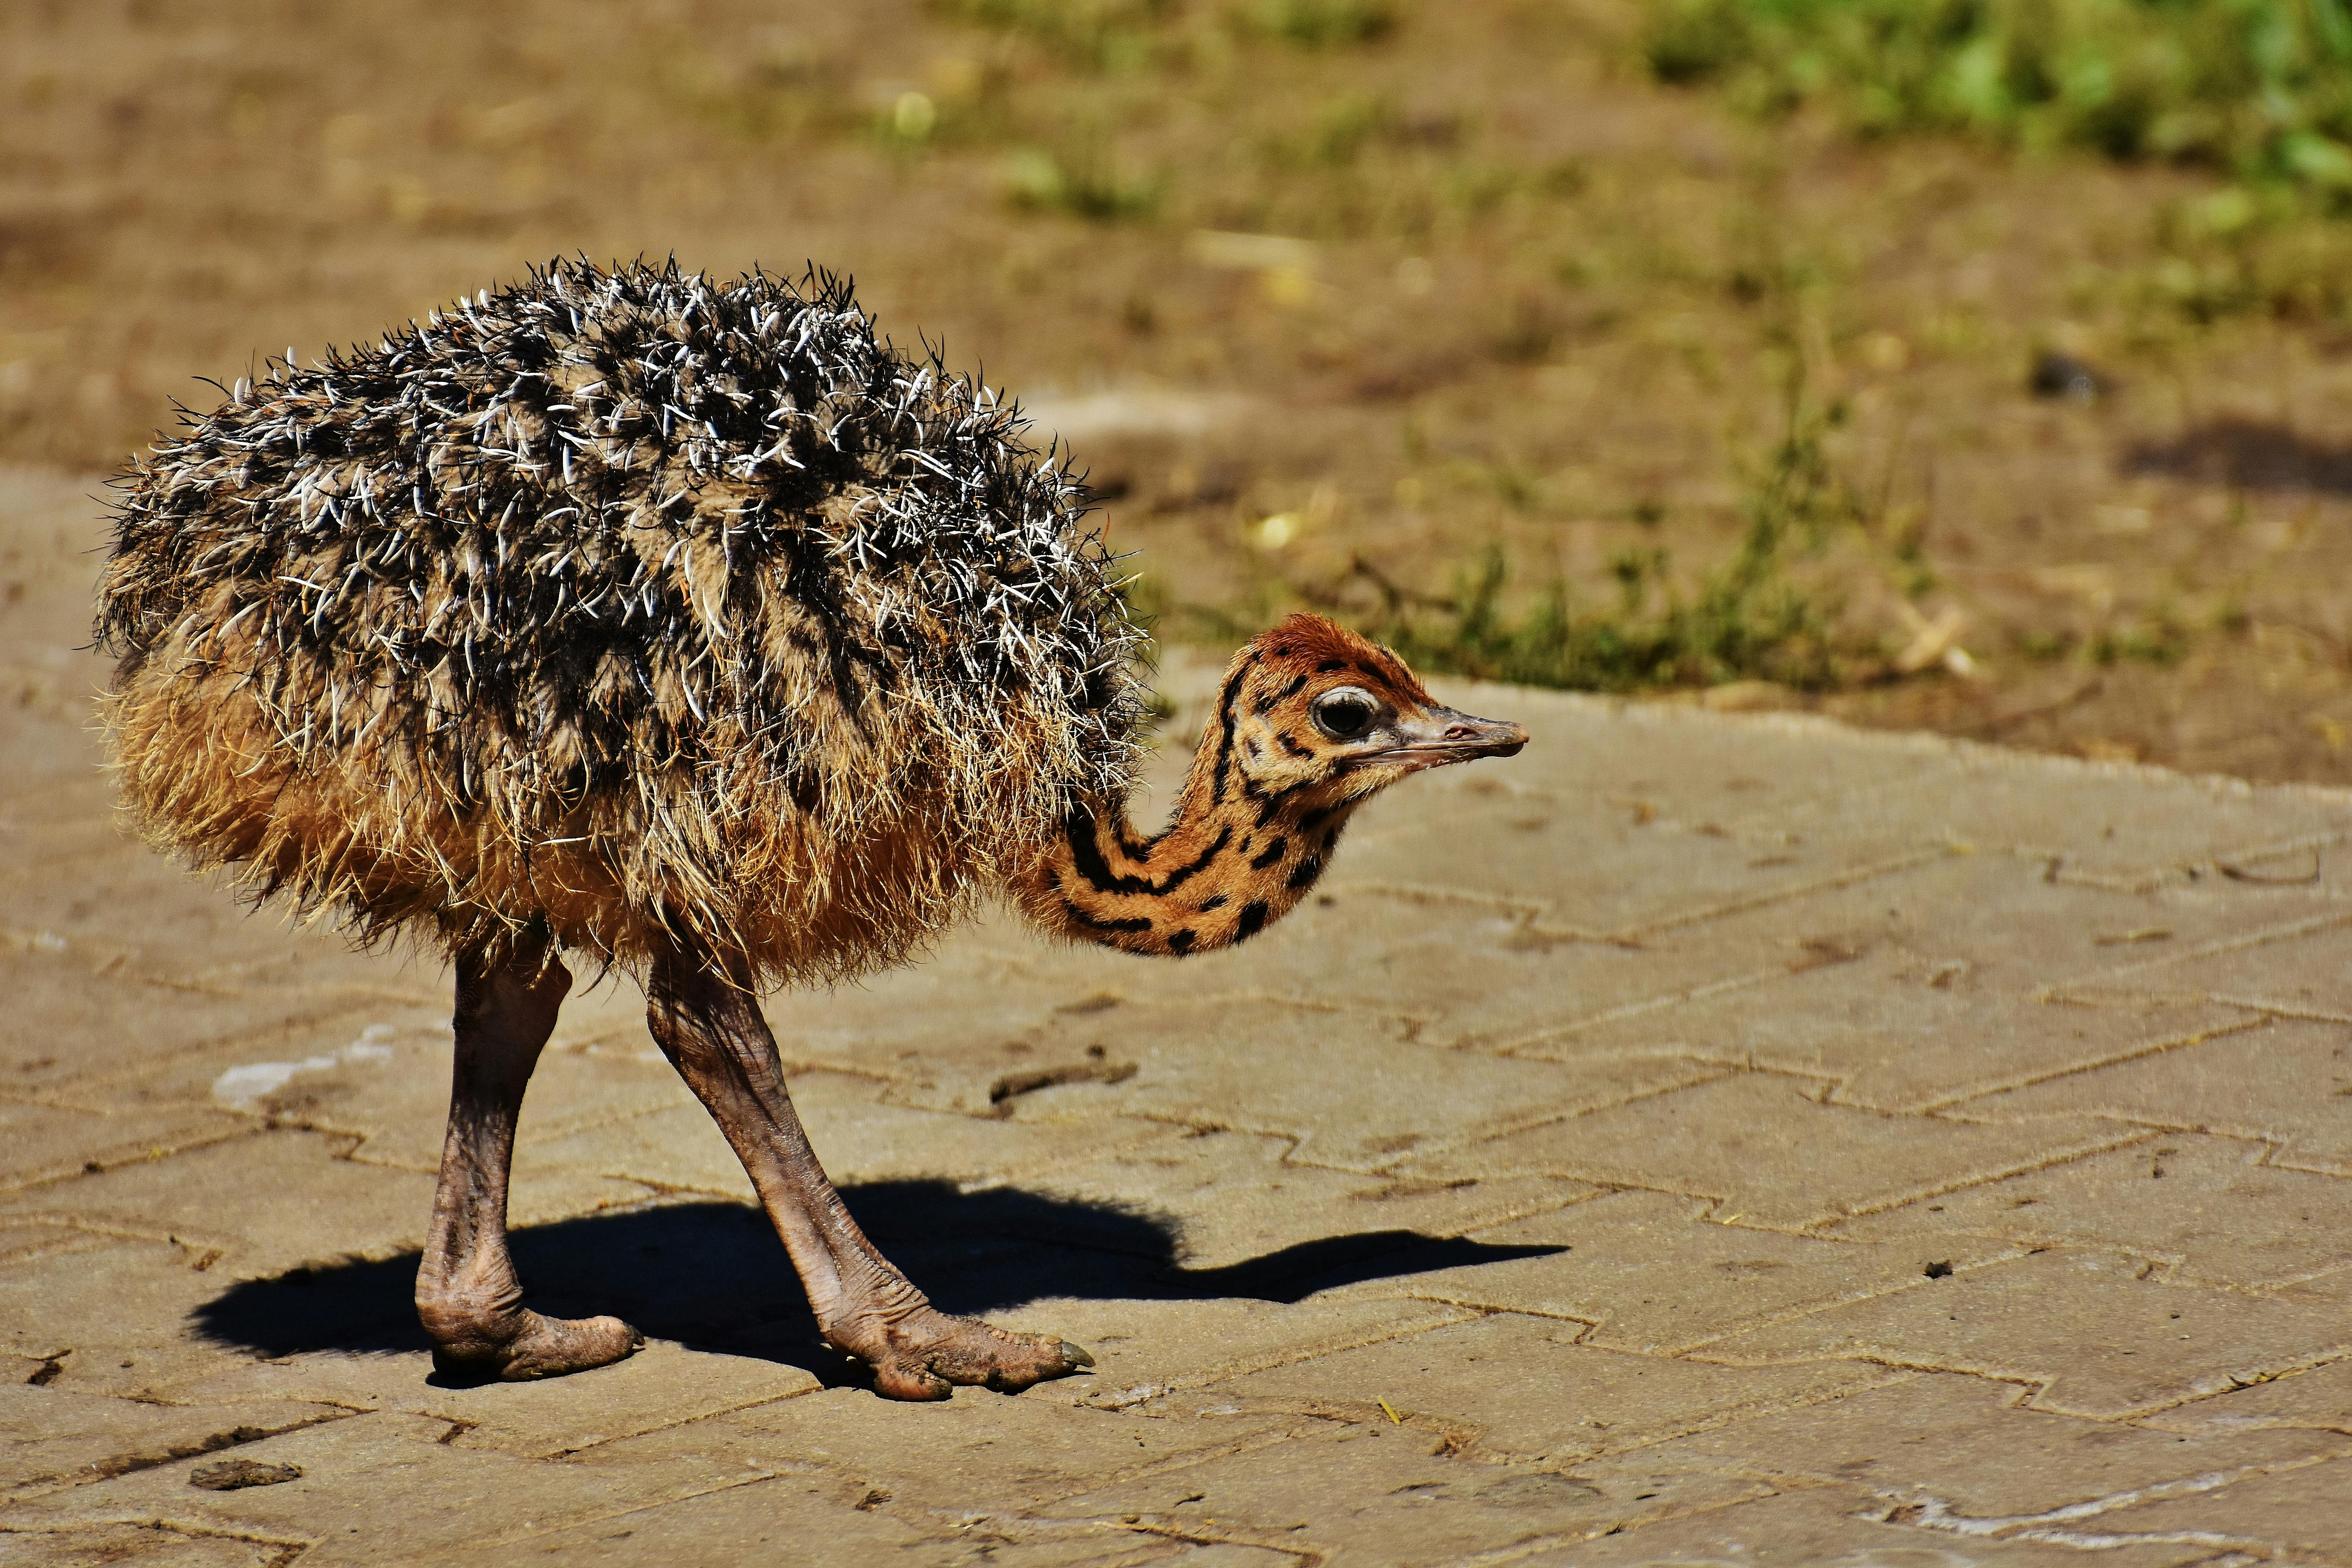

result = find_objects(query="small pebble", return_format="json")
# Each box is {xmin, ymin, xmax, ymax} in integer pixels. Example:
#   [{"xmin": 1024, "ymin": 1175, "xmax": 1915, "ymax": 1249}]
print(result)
[
  {"xmin": 2029, "ymin": 351, "xmax": 2106, "ymax": 402},
  {"xmin": 191, "ymin": 1458, "xmax": 302, "ymax": 1490}
]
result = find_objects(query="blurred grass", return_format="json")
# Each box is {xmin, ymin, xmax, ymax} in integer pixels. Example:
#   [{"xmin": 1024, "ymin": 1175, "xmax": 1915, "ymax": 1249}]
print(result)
[
  {"xmin": 1641, "ymin": 0, "xmax": 2352, "ymax": 190},
  {"xmin": 1347, "ymin": 373, "xmax": 1857, "ymax": 691},
  {"xmin": 1642, "ymin": 0, "xmax": 2352, "ymax": 324},
  {"xmin": 1135, "ymin": 364, "xmax": 1879, "ymax": 694},
  {"xmin": 9, "ymin": 0, "xmax": 2331, "ymax": 757}
]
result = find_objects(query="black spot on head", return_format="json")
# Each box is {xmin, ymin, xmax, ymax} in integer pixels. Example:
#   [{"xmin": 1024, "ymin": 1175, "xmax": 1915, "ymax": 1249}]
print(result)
[
  {"xmin": 1254, "ymin": 674, "xmax": 1309, "ymax": 715},
  {"xmin": 1250, "ymin": 837, "xmax": 1288, "ymax": 869},
  {"xmin": 1278, "ymin": 732, "xmax": 1314, "ymax": 759},
  {"xmin": 1236, "ymin": 901, "xmax": 1269, "ymax": 941},
  {"xmin": 1316, "ymin": 659, "xmax": 1346, "ymax": 673},
  {"xmin": 1199, "ymin": 894, "xmax": 1228, "ymax": 912},
  {"xmin": 1287, "ymin": 856, "xmax": 1323, "ymax": 890},
  {"xmin": 1166, "ymin": 929, "xmax": 1195, "ymax": 955}
]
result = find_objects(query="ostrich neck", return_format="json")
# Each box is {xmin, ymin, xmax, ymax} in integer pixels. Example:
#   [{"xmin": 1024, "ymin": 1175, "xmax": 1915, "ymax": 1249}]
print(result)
[{"xmin": 1012, "ymin": 737, "xmax": 1361, "ymax": 959}]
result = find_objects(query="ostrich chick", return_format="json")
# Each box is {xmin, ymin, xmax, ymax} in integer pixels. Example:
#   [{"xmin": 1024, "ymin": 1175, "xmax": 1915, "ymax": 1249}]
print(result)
[{"xmin": 95, "ymin": 260, "xmax": 1526, "ymax": 1400}]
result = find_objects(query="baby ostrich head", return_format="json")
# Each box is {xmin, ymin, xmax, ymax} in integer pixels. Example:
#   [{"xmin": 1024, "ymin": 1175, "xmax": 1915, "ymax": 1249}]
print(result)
[{"xmin": 1017, "ymin": 613, "xmax": 1526, "ymax": 957}]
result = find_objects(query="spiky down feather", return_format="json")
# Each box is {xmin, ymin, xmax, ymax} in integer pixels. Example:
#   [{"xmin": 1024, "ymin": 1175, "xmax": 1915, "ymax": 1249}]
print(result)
[{"xmin": 95, "ymin": 258, "xmax": 1147, "ymax": 986}]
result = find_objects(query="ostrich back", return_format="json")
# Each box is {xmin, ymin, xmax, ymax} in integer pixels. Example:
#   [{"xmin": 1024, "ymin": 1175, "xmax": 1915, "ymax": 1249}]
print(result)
[{"xmin": 95, "ymin": 260, "xmax": 1147, "ymax": 985}]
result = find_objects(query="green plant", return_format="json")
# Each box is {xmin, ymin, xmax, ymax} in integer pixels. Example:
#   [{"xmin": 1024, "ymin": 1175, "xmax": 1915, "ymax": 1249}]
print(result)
[
  {"xmin": 1339, "ymin": 382, "xmax": 1858, "ymax": 691},
  {"xmin": 2091, "ymin": 613, "xmax": 2194, "ymax": 664},
  {"xmin": 1003, "ymin": 137, "xmax": 1164, "ymax": 219},
  {"xmin": 1640, "ymin": 0, "xmax": 2352, "ymax": 201},
  {"xmin": 1235, "ymin": 0, "xmax": 1396, "ymax": 47},
  {"xmin": 935, "ymin": 0, "xmax": 1178, "ymax": 70}
]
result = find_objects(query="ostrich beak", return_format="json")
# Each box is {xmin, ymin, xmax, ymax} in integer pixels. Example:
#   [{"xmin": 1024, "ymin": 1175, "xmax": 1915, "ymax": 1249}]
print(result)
[{"xmin": 1348, "ymin": 706, "xmax": 1530, "ymax": 774}]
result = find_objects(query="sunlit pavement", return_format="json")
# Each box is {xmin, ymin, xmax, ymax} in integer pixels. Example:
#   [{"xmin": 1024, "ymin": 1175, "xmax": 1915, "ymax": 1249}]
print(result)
[{"xmin": 5, "ymin": 464, "xmax": 2348, "ymax": 1566}]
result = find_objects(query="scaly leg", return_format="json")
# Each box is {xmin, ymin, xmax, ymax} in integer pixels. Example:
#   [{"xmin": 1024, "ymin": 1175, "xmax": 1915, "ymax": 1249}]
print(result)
[
  {"xmin": 415, "ymin": 935, "xmax": 642, "ymax": 1379},
  {"xmin": 644, "ymin": 935, "xmax": 1093, "ymax": 1401}
]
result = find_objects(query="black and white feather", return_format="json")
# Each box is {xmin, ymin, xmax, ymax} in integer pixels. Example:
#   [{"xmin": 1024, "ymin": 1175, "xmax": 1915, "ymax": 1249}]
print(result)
[{"xmin": 96, "ymin": 258, "xmax": 1148, "ymax": 984}]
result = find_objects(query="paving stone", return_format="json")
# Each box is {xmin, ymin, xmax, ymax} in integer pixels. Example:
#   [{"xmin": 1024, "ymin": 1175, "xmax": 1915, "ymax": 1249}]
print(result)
[
  {"xmin": 1003, "ymin": 1130, "xmax": 1589, "ymax": 1272},
  {"xmin": 0, "ymin": 1238, "xmax": 258, "ymax": 1399},
  {"xmin": 0, "ymin": 1129, "xmax": 643, "ymax": 1281},
  {"xmin": 1959, "ymin": 1017, "xmax": 2352, "ymax": 1174},
  {"xmin": 526, "ymin": 1071, "xmax": 1181, "ymax": 1203},
  {"xmin": 178, "ymin": 1015, "xmax": 698, "ymax": 1178},
  {"xmin": 16, "ymin": 466, "xmax": 2352, "ymax": 1559},
  {"xmin": 0, "ymin": 1407, "xmax": 880, "ymax": 1568},
  {"xmin": 979, "ymin": 1539, "xmax": 1296, "ymax": 1568},
  {"xmin": 0, "ymin": 1521, "xmax": 286, "ymax": 1566},
  {"xmin": 435, "ymin": 1348, "xmax": 817, "ymax": 1458},
  {"xmin": 1837, "ymin": 1133, "xmax": 2352, "ymax": 1289},
  {"xmin": 178, "ymin": 1340, "xmax": 822, "ymax": 1461},
  {"xmin": 569, "ymin": 1382, "xmax": 1301, "ymax": 1521},
  {"xmin": 2136, "ymin": 1358, "xmax": 2352, "ymax": 1436},
  {"xmin": 158, "ymin": 1352, "xmax": 437, "ymax": 1415},
  {"xmin": 1519, "ymin": 850, "xmax": 2274, "ymax": 1107},
  {"xmin": 953, "ymin": 846, "xmax": 1959, "ymax": 1055},
  {"xmin": 1032, "ymin": 1417, "xmax": 1768, "ymax": 1567},
  {"xmin": 1198, "ymin": 1312, "xmax": 1904, "ymax": 1465},
  {"xmin": 1006, "ymin": 1298, "xmax": 1481, "ymax": 1404},
  {"xmin": 1783, "ymin": 740, "xmax": 2352, "ymax": 890},
  {"xmin": 0, "ymin": 845, "xmax": 434, "ymax": 1011},
  {"xmin": 1389, "ymin": 689, "xmax": 2352, "ymax": 889},
  {"xmin": 1501, "ymin": 1485, "xmax": 2218, "ymax": 1568},
  {"xmin": 2037, "ymin": 1453, "xmax": 2352, "ymax": 1560},
  {"xmin": 873, "ymin": 996, "xmax": 1419, "ymax": 1123},
  {"xmin": 1174, "ymin": 864, "xmax": 1943, "ymax": 1054},
  {"xmin": 993, "ymin": 886, "xmax": 1782, "ymax": 1056},
  {"xmin": 1700, "ymin": 1249, "xmax": 2352, "ymax": 1418},
  {"xmin": 985, "ymin": 1016, "xmax": 1713, "ymax": 1174},
  {"xmin": 0, "ymin": 778, "xmax": 143, "ymax": 866},
  {"xmin": 1352, "ymin": 1188, "xmax": 2022, "ymax": 1354},
  {"xmin": 44, "ymin": 1007, "xmax": 438, "ymax": 1116},
  {"xmin": 1, "ymin": 955, "xmax": 375, "ymax": 1100},
  {"xmin": 964, "ymin": 1001, "xmax": 1722, "ymax": 1161},
  {"xmin": 2054, "ymin": 905, "xmax": 2352, "ymax": 1020},
  {"xmin": 1624, "ymin": 1371, "xmax": 2348, "ymax": 1520},
  {"xmin": 1541, "ymin": 982, "xmax": 2257, "ymax": 1119},
  {"xmin": 1330, "ymin": 755, "xmax": 1943, "ymax": 936},
  {"xmin": 0, "ymin": 1103, "xmax": 250, "ymax": 1194},
  {"xmin": 1404, "ymin": 1074, "xmax": 2140, "ymax": 1230},
  {"xmin": 0, "ymin": 1221, "xmax": 113, "ymax": 1267},
  {"xmin": 0, "ymin": 1381, "xmax": 350, "ymax": 1497},
  {"xmin": 750, "ymin": 943, "xmax": 1106, "ymax": 1093},
  {"xmin": 489, "ymin": 1468, "xmax": 938, "ymax": 1568}
]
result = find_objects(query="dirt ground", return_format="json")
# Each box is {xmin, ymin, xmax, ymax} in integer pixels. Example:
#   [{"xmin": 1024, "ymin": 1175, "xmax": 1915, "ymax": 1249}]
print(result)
[{"xmin": 10, "ymin": 0, "xmax": 2352, "ymax": 783}]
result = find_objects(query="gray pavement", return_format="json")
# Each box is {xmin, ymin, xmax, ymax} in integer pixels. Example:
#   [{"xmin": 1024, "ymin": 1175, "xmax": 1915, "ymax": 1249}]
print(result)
[{"xmin": 3, "ymin": 461, "xmax": 2349, "ymax": 1566}]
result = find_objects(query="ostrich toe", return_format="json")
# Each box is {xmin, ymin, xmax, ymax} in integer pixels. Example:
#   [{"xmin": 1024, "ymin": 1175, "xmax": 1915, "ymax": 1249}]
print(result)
[
  {"xmin": 838, "ymin": 1308, "xmax": 1094, "ymax": 1401},
  {"xmin": 429, "ymin": 1308, "xmax": 645, "ymax": 1382}
]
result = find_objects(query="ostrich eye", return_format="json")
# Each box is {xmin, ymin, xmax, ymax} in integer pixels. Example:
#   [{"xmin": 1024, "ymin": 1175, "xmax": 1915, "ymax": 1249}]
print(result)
[{"xmin": 1311, "ymin": 686, "xmax": 1380, "ymax": 740}]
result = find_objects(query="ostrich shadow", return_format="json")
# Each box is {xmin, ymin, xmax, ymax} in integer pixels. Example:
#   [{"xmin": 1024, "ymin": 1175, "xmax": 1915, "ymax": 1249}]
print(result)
[
  {"xmin": 2120, "ymin": 419, "xmax": 2352, "ymax": 494},
  {"xmin": 192, "ymin": 1181, "xmax": 1562, "ymax": 1388}
]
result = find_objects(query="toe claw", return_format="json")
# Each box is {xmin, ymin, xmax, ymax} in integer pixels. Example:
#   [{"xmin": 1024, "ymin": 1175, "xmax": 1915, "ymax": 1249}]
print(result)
[{"xmin": 1060, "ymin": 1340, "xmax": 1095, "ymax": 1369}]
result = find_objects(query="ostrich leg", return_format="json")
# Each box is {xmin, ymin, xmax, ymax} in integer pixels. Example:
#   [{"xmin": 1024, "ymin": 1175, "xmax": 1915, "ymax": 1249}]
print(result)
[
  {"xmin": 645, "ymin": 936, "xmax": 1094, "ymax": 1401},
  {"xmin": 415, "ymin": 935, "xmax": 644, "ymax": 1379}
]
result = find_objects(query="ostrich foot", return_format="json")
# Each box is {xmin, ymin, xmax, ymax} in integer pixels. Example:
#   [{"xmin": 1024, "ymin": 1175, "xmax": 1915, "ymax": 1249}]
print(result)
[
  {"xmin": 426, "ymin": 1307, "xmax": 644, "ymax": 1382},
  {"xmin": 830, "ymin": 1307, "xmax": 1094, "ymax": 1401}
]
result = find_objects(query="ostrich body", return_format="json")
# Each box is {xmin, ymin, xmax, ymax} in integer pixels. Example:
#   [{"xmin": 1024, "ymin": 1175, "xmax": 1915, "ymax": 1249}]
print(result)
[{"xmin": 95, "ymin": 260, "xmax": 1527, "ymax": 1399}]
